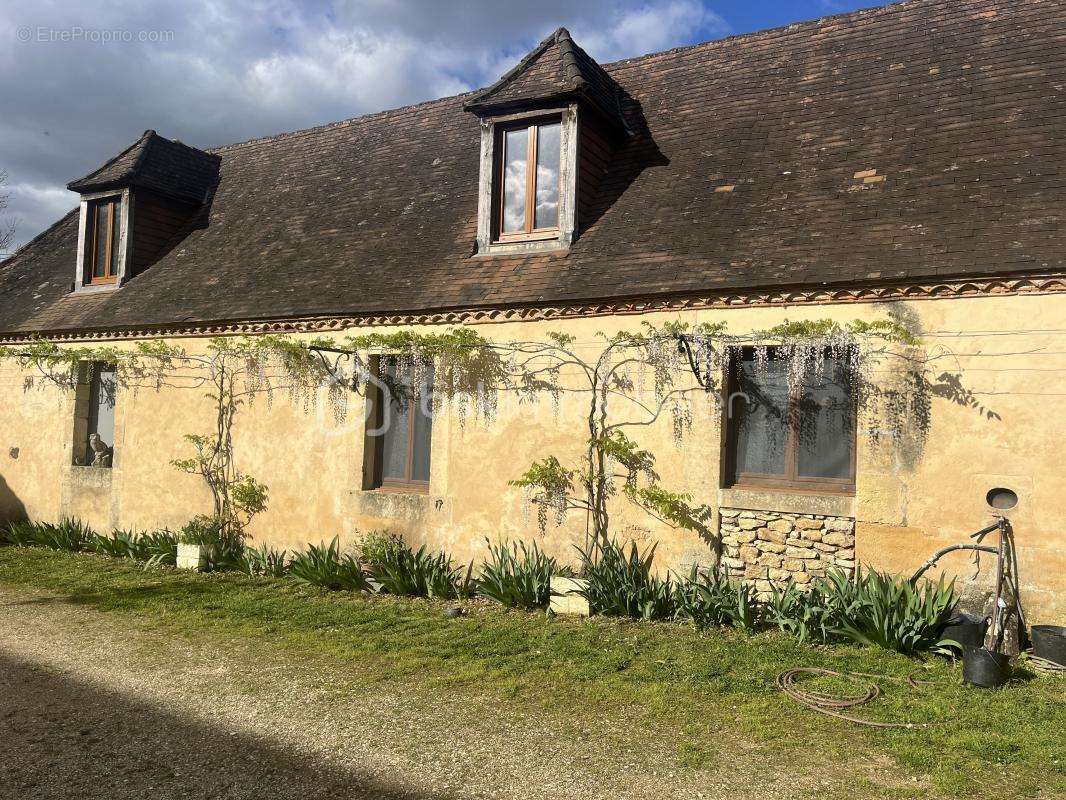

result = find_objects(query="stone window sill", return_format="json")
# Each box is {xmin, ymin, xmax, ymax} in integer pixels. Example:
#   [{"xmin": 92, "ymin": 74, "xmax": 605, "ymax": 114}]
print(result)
[
  {"xmin": 63, "ymin": 464, "xmax": 114, "ymax": 488},
  {"xmin": 472, "ymin": 239, "xmax": 570, "ymax": 258},
  {"xmin": 718, "ymin": 486, "xmax": 855, "ymax": 518},
  {"xmin": 72, "ymin": 282, "xmax": 121, "ymax": 296},
  {"xmin": 349, "ymin": 488, "xmax": 444, "ymax": 522}
]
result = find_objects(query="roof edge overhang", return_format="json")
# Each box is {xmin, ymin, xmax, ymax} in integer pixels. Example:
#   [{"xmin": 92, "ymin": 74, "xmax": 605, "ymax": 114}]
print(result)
[{"xmin": 3, "ymin": 269, "xmax": 1064, "ymax": 345}]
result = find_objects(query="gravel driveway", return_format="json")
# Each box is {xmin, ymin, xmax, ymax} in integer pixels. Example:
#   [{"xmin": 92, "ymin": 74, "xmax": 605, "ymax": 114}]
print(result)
[{"xmin": 0, "ymin": 586, "xmax": 897, "ymax": 800}]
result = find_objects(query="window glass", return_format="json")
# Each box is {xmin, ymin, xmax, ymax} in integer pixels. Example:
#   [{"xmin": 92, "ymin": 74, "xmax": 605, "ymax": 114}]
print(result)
[
  {"xmin": 797, "ymin": 358, "xmax": 854, "ymax": 479},
  {"xmin": 88, "ymin": 199, "xmax": 119, "ymax": 280},
  {"xmin": 78, "ymin": 363, "xmax": 117, "ymax": 468},
  {"xmin": 87, "ymin": 365, "xmax": 116, "ymax": 449},
  {"xmin": 502, "ymin": 128, "xmax": 528, "ymax": 233},
  {"xmin": 727, "ymin": 349, "xmax": 855, "ymax": 490},
  {"xmin": 731, "ymin": 356, "xmax": 788, "ymax": 479},
  {"xmin": 107, "ymin": 201, "xmax": 120, "ymax": 275},
  {"xmin": 534, "ymin": 122, "xmax": 560, "ymax": 229},
  {"xmin": 411, "ymin": 382, "xmax": 434, "ymax": 483},
  {"xmin": 93, "ymin": 202, "xmax": 110, "ymax": 278},
  {"xmin": 380, "ymin": 395, "xmax": 411, "ymax": 482},
  {"xmin": 373, "ymin": 361, "xmax": 434, "ymax": 487}
]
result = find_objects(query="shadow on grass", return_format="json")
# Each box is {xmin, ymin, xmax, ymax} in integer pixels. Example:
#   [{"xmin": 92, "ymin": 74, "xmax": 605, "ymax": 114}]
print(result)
[
  {"xmin": 0, "ymin": 649, "xmax": 455, "ymax": 800},
  {"xmin": 2, "ymin": 570, "xmax": 227, "ymax": 610}
]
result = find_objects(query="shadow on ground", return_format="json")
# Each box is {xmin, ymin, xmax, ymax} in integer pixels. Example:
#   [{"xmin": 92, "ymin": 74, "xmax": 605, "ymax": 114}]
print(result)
[{"xmin": 0, "ymin": 650, "xmax": 454, "ymax": 800}]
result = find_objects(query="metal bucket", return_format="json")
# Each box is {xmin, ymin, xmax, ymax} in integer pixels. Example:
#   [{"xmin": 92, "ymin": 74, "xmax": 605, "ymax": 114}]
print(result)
[
  {"xmin": 963, "ymin": 646, "xmax": 1011, "ymax": 688},
  {"xmin": 940, "ymin": 612, "xmax": 987, "ymax": 650},
  {"xmin": 1031, "ymin": 625, "xmax": 1066, "ymax": 667}
]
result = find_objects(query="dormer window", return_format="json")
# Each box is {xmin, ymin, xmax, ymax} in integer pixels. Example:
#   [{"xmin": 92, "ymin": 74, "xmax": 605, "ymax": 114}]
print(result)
[
  {"xmin": 471, "ymin": 107, "xmax": 577, "ymax": 256},
  {"xmin": 67, "ymin": 129, "xmax": 220, "ymax": 294},
  {"xmin": 498, "ymin": 118, "xmax": 561, "ymax": 240},
  {"xmin": 86, "ymin": 197, "xmax": 122, "ymax": 284},
  {"xmin": 465, "ymin": 28, "xmax": 628, "ymax": 257}
]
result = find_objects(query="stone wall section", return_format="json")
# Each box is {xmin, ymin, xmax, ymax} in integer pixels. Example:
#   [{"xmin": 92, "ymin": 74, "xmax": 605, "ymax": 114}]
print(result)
[{"xmin": 719, "ymin": 508, "xmax": 856, "ymax": 596}]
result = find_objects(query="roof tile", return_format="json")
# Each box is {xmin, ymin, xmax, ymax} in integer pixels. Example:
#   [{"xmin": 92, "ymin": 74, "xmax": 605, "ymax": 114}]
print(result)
[{"xmin": 1, "ymin": 0, "xmax": 1064, "ymax": 336}]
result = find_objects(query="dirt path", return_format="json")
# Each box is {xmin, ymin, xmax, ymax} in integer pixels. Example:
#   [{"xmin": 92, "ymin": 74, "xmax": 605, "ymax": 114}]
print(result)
[{"xmin": 0, "ymin": 584, "xmax": 906, "ymax": 800}]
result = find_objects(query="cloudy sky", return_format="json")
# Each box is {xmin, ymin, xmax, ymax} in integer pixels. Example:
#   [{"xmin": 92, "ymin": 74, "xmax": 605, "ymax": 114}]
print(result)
[{"xmin": 0, "ymin": 0, "xmax": 875, "ymax": 256}]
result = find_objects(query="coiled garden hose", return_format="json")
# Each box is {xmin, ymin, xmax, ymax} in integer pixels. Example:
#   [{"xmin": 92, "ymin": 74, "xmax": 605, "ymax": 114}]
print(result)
[
  {"xmin": 776, "ymin": 667, "xmax": 937, "ymax": 729},
  {"xmin": 1026, "ymin": 654, "xmax": 1065, "ymax": 676}
]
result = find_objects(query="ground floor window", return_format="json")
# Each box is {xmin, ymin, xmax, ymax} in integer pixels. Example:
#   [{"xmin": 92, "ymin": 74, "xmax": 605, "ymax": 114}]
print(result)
[
  {"xmin": 364, "ymin": 358, "xmax": 434, "ymax": 492},
  {"xmin": 725, "ymin": 348, "xmax": 855, "ymax": 493},
  {"xmin": 73, "ymin": 362, "xmax": 117, "ymax": 468}
]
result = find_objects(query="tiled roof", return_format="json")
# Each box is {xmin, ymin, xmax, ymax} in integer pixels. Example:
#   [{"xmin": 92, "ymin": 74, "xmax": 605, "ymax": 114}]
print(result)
[
  {"xmin": 67, "ymin": 130, "xmax": 220, "ymax": 205},
  {"xmin": 464, "ymin": 27, "xmax": 626, "ymax": 128},
  {"xmin": 2, "ymin": 0, "xmax": 1065, "ymax": 336}
]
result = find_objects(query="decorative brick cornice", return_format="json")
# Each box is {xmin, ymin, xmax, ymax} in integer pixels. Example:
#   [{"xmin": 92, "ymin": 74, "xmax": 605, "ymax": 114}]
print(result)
[{"xmin": 1, "ymin": 272, "xmax": 1064, "ymax": 345}]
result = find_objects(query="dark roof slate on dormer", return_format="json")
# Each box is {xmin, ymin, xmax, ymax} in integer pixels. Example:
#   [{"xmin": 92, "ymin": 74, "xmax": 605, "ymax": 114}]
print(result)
[
  {"xmin": 464, "ymin": 27, "xmax": 626, "ymax": 128},
  {"xmin": 67, "ymin": 130, "xmax": 220, "ymax": 205}
]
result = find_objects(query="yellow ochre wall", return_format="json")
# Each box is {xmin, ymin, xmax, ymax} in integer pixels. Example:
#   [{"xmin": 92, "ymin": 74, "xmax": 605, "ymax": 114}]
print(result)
[{"xmin": 0, "ymin": 292, "xmax": 1063, "ymax": 622}]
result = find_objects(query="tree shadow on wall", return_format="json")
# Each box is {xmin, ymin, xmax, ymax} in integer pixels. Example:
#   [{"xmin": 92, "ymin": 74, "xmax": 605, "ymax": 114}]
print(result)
[
  {"xmin": 0, "ymin": 649, "xmax": 456, "ymax": 800},
  {"xmin": 0, "ymin": 471, "xmax": 27, "ymax": 526},
  {"xmin": 862, "ymin": 369, "xmax": 1002, "ymax": 473},
  {"xmin": 927, "ymin": 371, "xmax": 1002, "ymax": 422}
]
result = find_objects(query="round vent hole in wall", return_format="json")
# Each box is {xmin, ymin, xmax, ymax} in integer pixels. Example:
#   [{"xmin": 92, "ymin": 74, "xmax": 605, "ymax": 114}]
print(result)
[{"xmin": 986, "ymin": 487, "xmax": 1018, "ymax": 511}]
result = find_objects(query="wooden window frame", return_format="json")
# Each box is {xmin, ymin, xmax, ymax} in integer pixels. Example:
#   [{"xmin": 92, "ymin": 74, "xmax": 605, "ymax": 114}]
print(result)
[
  {"xmin": 365, "ymin": 358, "xmax": 433, "ymax": 494},
  {"xmin": 86, "ymin": 197, "xmax": 121, "ymax": 285},
  {"xmin": 723, "ymin": 348, "xmax": 856, "ymax": 496},
  {"xmin": 494, "ymin": 116, "xmax": 562, "ymax": 243}
]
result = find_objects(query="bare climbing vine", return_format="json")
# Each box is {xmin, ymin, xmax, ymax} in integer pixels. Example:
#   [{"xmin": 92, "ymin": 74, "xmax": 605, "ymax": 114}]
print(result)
[{"xmin": 1, "ymin": 314, "xmax": 932, "ymax": 555}]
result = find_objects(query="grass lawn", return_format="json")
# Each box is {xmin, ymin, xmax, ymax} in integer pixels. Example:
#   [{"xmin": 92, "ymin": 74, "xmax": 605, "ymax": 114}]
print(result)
[{"xmin": 0, "ymin": 546, "xmax": 1062, "ymax": 799}]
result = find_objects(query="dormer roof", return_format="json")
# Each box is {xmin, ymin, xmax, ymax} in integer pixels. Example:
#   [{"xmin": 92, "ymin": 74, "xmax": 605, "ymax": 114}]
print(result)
[
  {"xmin": 464, "ymin": 28, "xmax": 627, "ymax": 130},
  {"xmin": 66, "ymin": 130, "xmax": 220, "ymax": 205}
]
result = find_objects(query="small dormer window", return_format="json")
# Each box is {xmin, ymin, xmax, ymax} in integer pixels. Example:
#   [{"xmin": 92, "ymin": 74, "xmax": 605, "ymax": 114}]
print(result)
[
  {"xmin": 498, "ymin": 118, "xmax": 561, "ymax": 240},
  {"xmin": 67, "ymin": 129, "xmax": 220, "ymax": 293},
  {"xmin": 465, "ymin": 28, "xmax": 627, "ymax": 257},
  {"xmin": 472, "ymin": 107, "xmax": 576, "ymax": 256},
  {"xmin": 86, "ymin": 197, "xmax": 122, "ymax": 284}
]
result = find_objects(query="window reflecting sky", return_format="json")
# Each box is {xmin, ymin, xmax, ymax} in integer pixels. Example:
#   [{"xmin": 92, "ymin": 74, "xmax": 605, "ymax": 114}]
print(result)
[
  {"xmin": 534, "ymin": 122, "xmax": 560, "ymax": 229},
  {"xmin": 502, "ymin": 127, "xmax": 528, "ymax": 232}
]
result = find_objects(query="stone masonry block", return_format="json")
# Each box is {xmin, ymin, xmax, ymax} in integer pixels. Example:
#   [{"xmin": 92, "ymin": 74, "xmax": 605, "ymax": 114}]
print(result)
[{"xmin": 757, "ymin": 529, "xmax": 787, "ymax": 544}]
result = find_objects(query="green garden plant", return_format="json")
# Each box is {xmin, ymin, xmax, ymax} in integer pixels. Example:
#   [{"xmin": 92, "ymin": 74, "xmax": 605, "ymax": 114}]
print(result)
[
  {"xmin": 364, "ymin": 535, "xmax": 472, "ymax": 599},
  {"xmin": 578, "ymin": 539, "xmax": 676, "ymax": 621},
  {"xmin": 723, "ymin": 579, "xmax": 764, "ymax": 632},
  {"xmin": 2, "ymin": 518, "xmax": 94, "ymax": 552},
  {"xmin": 289, "ymin": 537, "xmax": 367, "ymax": 591},
  {"xmin": 355, "ymin": 529, "xmax": 405, "ymax": 566},
  {"xmin": 90, "ymin": 528, "xmax": 178, "ymax": 567},
  {"xmin": 674, "ymin": 565, "xmax": 734, "ymax": 629},
  {"xmin": 765, "ymin": 580, "xmax": 835, "ymax": 645},
  {"xmin": 134, "ymin": 530, "xmax": 180, "ymax": 567},
  {"xmin": 48, "ymin": 518, "xmax": 95, "ymax": 552},
  {"xmin": 89, "ymin": 529, "xmax": 141, "ymax": 559},
  {"xmin": 478, "ymin": 539, "xmax": 561, "ymax": 609},
  {"xmin": 2, "ymin": 519, "xmax": 40, "ymax": 547},
  {"xmin": 819, "ymin": 567, "xmax": 957, "ymax": 654},
  {"xmin": 238, "ymin": 542, "xmax": 289, "ymax": 577}
]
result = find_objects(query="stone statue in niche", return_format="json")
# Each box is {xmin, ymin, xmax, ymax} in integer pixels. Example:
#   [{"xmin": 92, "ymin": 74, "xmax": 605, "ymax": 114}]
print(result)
[{"xmin": 88, "ymin": 434, "xmax": 112, "ymax": 468}]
